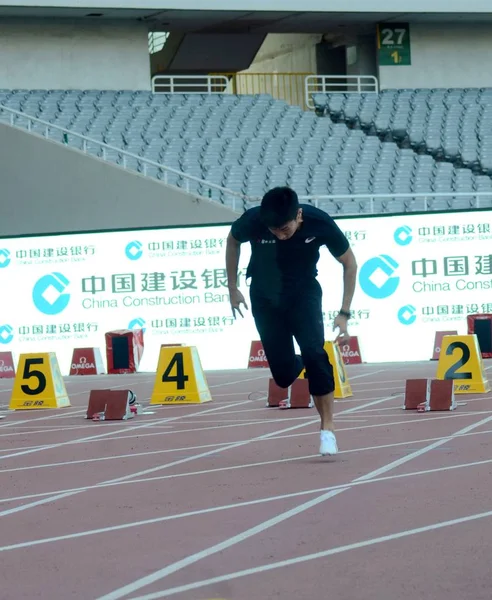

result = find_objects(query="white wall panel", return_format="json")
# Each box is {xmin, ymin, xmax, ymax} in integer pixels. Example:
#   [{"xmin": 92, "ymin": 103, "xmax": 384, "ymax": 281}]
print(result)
[{"xmin": 0, "ymin": 21, "xmax": 150, "ymax": 90}]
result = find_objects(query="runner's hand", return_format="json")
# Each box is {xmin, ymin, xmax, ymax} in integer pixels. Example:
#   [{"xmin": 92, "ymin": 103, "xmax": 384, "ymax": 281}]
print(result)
[
  {"xmin": 333, "ymin": 313, "xmax": 349, "ymax": 342},
  {"xmin": 229, "ymin": 288, "xmax": 248, "ymax": 319}
]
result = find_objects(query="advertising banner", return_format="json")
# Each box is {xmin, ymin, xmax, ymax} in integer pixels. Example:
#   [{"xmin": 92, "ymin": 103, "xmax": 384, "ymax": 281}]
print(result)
[{"xmin": 0, "ymin": 209, "xmax": 491, "ymax": 374}]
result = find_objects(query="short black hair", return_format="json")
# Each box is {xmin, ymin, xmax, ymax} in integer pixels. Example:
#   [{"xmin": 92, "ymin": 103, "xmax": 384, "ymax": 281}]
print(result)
[{"xmin": 259, "ymin": 186, "xmax": 299, "ymax": 228}]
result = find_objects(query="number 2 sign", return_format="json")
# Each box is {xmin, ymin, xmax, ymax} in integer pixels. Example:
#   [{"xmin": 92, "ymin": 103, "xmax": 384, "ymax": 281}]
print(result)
[{"xmin": 436, "ymin": 334, "xmax": 490, "ymax": 394}]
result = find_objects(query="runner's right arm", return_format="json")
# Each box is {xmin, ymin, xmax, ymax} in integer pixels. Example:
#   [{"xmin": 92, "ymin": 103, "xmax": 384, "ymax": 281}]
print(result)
[{"xmin": 226, "ymin": 212, "xmax": 255, "ymax": 318}]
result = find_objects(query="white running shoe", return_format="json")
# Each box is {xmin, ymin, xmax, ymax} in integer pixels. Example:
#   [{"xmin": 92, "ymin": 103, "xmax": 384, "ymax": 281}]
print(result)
[{"xmin": 319, "ymin": 430, "xmax": 338, "ymax": 456}]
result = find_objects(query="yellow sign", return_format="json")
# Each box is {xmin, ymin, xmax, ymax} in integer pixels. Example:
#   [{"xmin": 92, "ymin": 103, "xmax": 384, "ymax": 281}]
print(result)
[
  {"xmin": 9, "ymin": 353, "xmax": 71, "ymax": 410},
  {"xmin": 150, "ymin": 345, "xmax": 212, "ymax": 405},
  {"xmin": 300, "ymin": 341, "xmax": 352, "ymax": 399},
  {"xmin": 436, "ymin": 334, "xmax": 490, "ymax": 394}
]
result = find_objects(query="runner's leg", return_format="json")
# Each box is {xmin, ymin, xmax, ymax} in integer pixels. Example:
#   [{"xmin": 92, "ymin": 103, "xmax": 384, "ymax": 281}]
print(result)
[
  {"xmin": 288, "ymin": 284, "xmax": 338, "ymax": 455},
  {"xmin": 250, "ymin": 296, "xmax": 302, "ymax": 389}
]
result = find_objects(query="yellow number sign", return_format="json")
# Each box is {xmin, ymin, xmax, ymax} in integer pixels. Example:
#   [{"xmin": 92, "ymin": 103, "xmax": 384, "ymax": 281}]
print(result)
[
  {"xmin": 300, "ymin": 341, "xmax": 352, "ymax": 399},
  {"xmin": 9, "ymin": 352, "xmax": 71, "ymax": 410},
  {"xmin": 436, "ymin": 334, "xmax": 490, "ymax": 394},
  {"xmin": 150, "ymin": 345, "xmax": 212, "ymax": 405}
]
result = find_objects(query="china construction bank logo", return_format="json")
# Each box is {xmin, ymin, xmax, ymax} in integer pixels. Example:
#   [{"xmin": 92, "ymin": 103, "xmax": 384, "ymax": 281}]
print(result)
[
  {"xmin": 32, "ymin": 273, "xmax": 71, "ymax": 315},
  {"xmin": 0, "ymin": 249, "xmax": 11, "ymax": 268},
  {"xmin": 393, "ymin": 225, "xmax": 413, "ymax": 246},
  {"xmin": 125, "ymin": 240, "xmax": 143, "ymax": 261},
  {"xmin": 358, "ymin": 255, "xmax": 400, "ymax": 299},
  {"xmin": 0, "ymin": 324, "xmax": 14, "ymax": 344},
  {"xmin": 398, "ymin": 304, "xmax": 417, "ymax": 325},
  {"xmin": 128, "ymin": 318, "xmax": 146, "ymax": 333}
]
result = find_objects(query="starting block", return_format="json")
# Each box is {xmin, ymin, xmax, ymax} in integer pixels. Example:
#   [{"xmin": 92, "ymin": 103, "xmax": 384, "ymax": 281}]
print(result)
[
  {"xmin": 267, "ymin": 378, "xmax": 314, "ymax": 409},
  {"xmin": 403, "ymin": 378, "xmax": 430, "ymax": 410},
  {"xmin": 0, "ymin": 352, "xmax": 15, "ymax": 379},
  {"xmin": 436, "ymin": 334, "xmax": 490, "ymax": 394},
  {"xmin": 300, "ymin": 341, "xmax": 352, "ymax": 399},
  {"xmin": 86, "ymin": 389, "xmax": 137, "ymax": 420},
  {"xmin": 70, "ymin": 347, "xmax": 105, "ymax": 375},
  {"xmin": 150, "ymin": 345, "xmax": 212, "ymax": 405},
  {"xmin": 248, "ymin": 341, "xmax": 269, "ymax": 368},
  {"xmin": 428, "ymin": 379, "xmax": 456, "ymax": 411},
  {"xmin": 404, "ymin": 378, "xmax": 456, "ymax": 412},
  {"xmin": 9, "ymin": 352, "xmax": 71, "ymax": 410}
]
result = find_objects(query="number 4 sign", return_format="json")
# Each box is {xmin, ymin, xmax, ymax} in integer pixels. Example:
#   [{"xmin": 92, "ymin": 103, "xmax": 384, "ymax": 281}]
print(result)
[
  {"xmin": 9, "ymin": 352, "xmax": 71, "ymax": 410},
  {"xmin": 150, "ymin": 345, "xmax": 212, "ymax": 405}
]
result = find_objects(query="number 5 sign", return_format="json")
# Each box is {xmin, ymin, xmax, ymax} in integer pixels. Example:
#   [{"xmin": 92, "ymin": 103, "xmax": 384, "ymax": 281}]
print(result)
[
  {"xmin": 9, "ymin": 353, "xmax": 71, "ymax": 410},
  {"xmin": 150, "ymin": 345, "xmax": 212, "ymax": 405}
]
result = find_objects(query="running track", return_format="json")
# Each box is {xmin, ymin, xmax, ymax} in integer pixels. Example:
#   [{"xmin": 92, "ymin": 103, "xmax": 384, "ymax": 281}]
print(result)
[{"xmin": 1, "ymin": 360, "xmax": 492, "ymax": 600}]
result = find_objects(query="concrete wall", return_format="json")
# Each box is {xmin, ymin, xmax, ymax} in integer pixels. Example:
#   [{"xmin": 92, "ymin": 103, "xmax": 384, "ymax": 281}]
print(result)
[
  {"xmin": 0, "ymin": 19, "xmax": 151, "ymax": 90},
  {"xmin": 152, "ymin": 32, "xmax": 265, "ymax": 75},
  {"xmin": 346, "ymin": 35, "xmax": 378, "ymax": 80},
  {"xmin": 241, "ymin": 34, "xmax": 321, "ymax": 74},
  {"xmin": 379, "ymin": 23, "xmax": 492, "ymax": 89},
  {"xmin": 0, "ymin": 123, "xmax": 240, "ymax": 237},
  {"xmin": 5, "ymin": 0, "xmax": 491, "ymax": 12}
]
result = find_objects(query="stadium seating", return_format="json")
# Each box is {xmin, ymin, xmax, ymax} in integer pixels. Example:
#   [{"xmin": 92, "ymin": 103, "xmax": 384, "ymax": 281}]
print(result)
[
  {"xmin": 313, "ymin": 88, "xmax": 492, "ymax": 204},
  {"xmin": 1, "ymin": 87, "xmax": 491, "ymax": 214}
]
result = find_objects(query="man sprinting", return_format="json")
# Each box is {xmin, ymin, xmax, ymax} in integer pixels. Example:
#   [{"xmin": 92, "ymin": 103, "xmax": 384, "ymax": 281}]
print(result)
[{"xmin": 225, "ymin": 187, "xmax": 357, "ymax": 456}]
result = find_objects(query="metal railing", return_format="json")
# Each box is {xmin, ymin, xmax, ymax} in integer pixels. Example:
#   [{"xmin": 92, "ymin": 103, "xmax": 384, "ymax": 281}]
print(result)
[
  {"xmin": 0, "ymin": 104, "xmax": 254, "ymax": 213},
  {"xmin": 150, "ymin": 74, "xmax": 379, "ymax": 111},
  {"xmin": 293, "ymin": 192, "xmax": 492, "ymax": 215},
  {"xmin": 305, "ymin": 75, "xmax": 379, "ymax": 109},
  {"xmin": 151, "ymin": 75, "xmax": 230, "ymax": 94}
]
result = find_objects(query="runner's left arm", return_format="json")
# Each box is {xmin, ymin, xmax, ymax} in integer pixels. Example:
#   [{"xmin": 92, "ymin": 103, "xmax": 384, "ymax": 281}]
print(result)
[{"xmin": 320, "ymin": 216, "xmax": 358, "ymax": 337}]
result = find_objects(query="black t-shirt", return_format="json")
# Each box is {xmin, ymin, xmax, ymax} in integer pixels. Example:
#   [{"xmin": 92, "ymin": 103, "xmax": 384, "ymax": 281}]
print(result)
[{"xmin": 230, "ymin": 203, "xmax": 350, "ymax": 301}]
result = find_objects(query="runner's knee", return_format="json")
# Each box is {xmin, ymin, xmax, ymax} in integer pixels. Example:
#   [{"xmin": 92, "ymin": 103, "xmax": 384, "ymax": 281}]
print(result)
[
  {"xmin": 269, "ymin": 355, "xmax": 303, "ymax": 389},
  {"xmin": 301, "ymin": 347, "xmax": 335, "ymax": 396}
]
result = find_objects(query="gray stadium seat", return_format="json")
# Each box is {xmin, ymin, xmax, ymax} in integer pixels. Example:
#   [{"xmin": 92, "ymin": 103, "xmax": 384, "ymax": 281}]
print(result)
[{"xmin": 1, "ymin": 87, "xmax": 490, "ymax": 215}]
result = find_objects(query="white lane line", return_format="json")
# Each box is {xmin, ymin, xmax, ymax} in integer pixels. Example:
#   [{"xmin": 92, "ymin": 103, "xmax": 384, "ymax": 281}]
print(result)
[
  {"xmin": 90, "ymin": 394, "xmax": 401, "ymax": 487},
  {"xmin": 0, "ymin": 400, "xmax": 253, "ymax": 462},
  {"xmin": 4, "ymin": 418, "xmax": 492, "ymax": 505},
  {"xmin": 3, "ymin": 445, "xmax": 492, "ymax": 554},
  {"xmin": 0, "ymin": 371, "xmax": 272, "ymax": 461},
  {"xmin": 0, "ymin": 372, "xmax": 268, "ymax": 431},
  {"xmin": 0, "ymin": 418, "xmax": 329, "ymax": 518},
  {"xmin": 343, "ymin": 370, "xmax": 385, "ymax": 380},
  {"xmin": 267, "ymin": 411, "xmax": 492, "ymax": 442},
  {"xmin": 0, "ymin": 402, "xmax": 478, "ymax": 461},
  {"xmin": 3, "ymin": 398, "xmax": 485, "ymax": 489},
  {"xmin": 0, "ymin": 420, "xmax": 372, "ymax": 474},
  {"xmin": 95, "ymin": 412, "xmax": 492, "ymax": 600},
  {"xmin": 0, "ymin": 408, "xmax": 88, "ymax": 428},
  {"xmin": 0, "ymin": 391, "xmax": 398, "ymax": 518},
  {"xmin": 354, "ymin": 414, "xmax": 492, "ymax": 481},
  {"xmin": 130, "ymin": 507, "xmax": 492, "ymax": 600},
  {"xmin": 0, "ymin": 378, "xmax": 158, "ymax": 427}
]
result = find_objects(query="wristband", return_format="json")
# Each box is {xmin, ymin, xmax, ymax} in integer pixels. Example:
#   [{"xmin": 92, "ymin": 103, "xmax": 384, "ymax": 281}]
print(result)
[{"xmin": 339, "ymin": 309, "xmax": 351, "ymax": 319}]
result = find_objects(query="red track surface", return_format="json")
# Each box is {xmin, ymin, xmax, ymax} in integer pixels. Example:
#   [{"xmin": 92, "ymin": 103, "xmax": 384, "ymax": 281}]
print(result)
[{"xmin": 1, "ymin": 361, "xmax": 492, "ymax": 600}]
